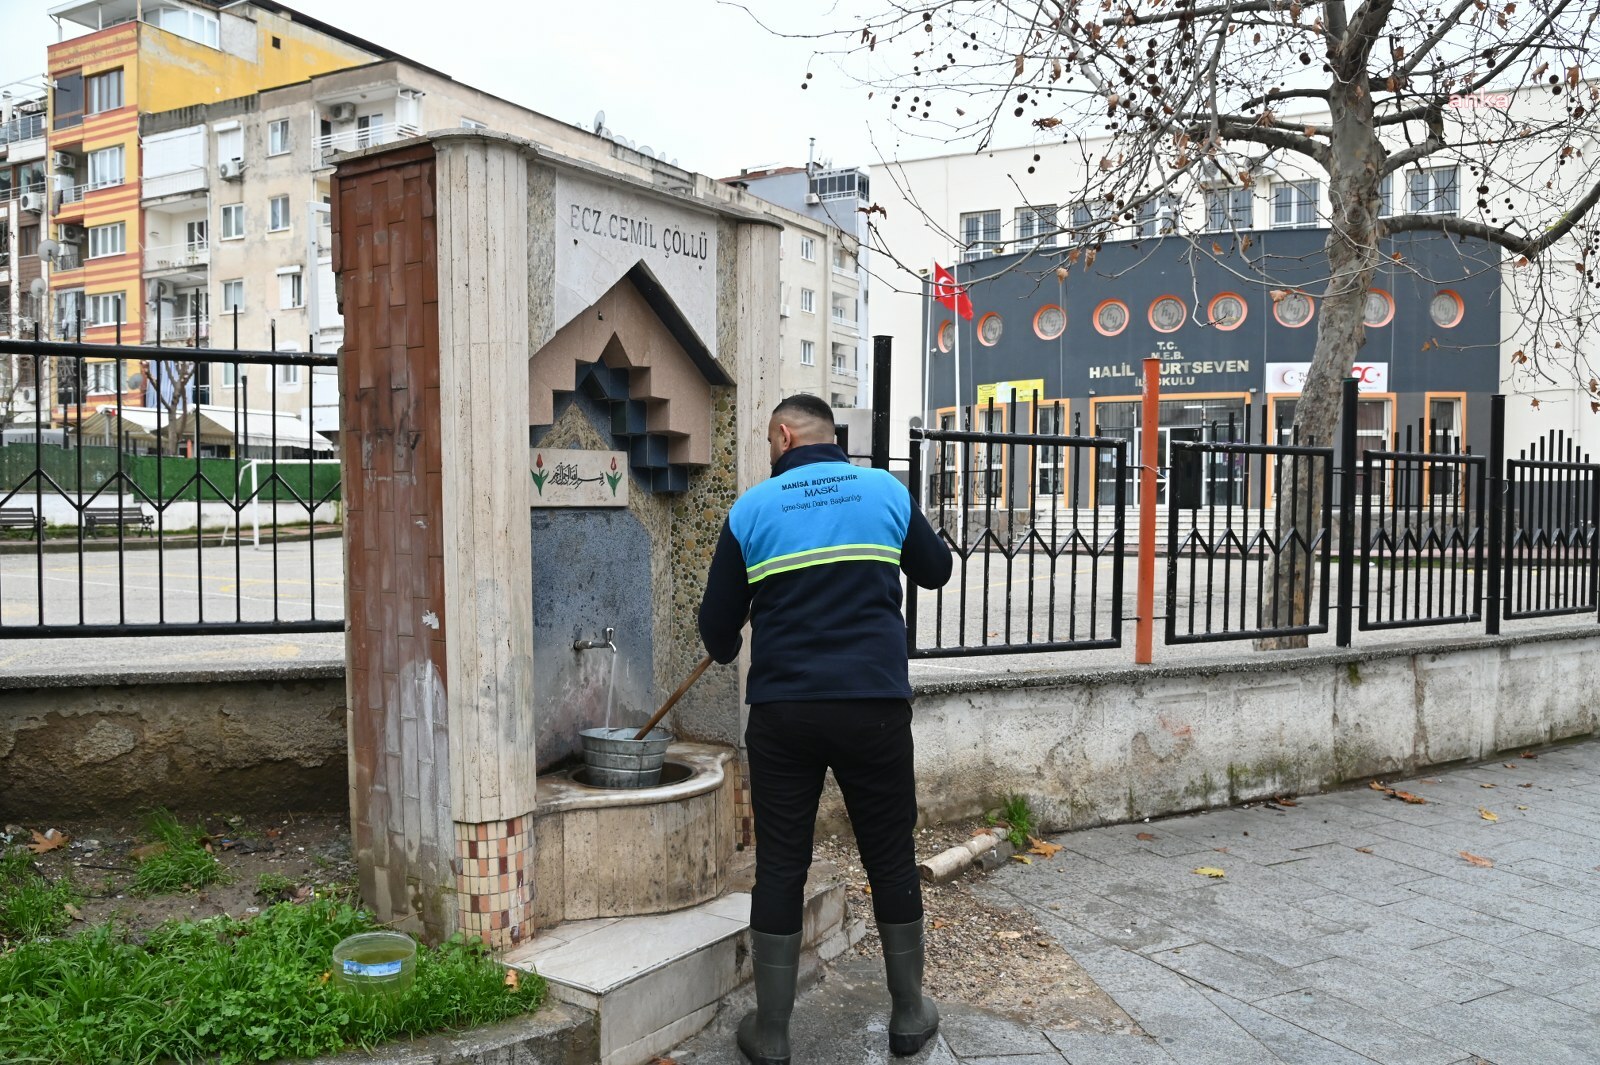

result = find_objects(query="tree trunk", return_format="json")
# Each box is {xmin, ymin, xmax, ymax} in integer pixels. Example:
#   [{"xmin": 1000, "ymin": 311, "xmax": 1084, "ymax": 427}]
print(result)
[{"xmin": 1255, "ymin": 54, "xmax": 1385, "ymax": 651}]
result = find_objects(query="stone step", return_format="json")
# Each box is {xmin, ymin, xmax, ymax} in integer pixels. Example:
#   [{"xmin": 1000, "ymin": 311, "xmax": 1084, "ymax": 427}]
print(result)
[{"xmin": 503, "ymin": 870, "xmax": 860, "ymax": 1065}]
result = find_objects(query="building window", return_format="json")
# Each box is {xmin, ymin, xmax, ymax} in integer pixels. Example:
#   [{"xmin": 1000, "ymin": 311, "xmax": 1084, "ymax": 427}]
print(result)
[
  {"xmin": 1070, "ymin": 200, "xmax": 1113, "ymax": 237},
  {"xmin": 1408, "ymin": 166, "xmax": 1458, "ymax": 215},
  {"xmin": 1015, "ymin": 204, "xmax": 1058, "ymax": 250},
  {"xmin": 1204, "ymin": 187, "xmax": 1252, "ymax": 231},
  {"xmin": 86, "ymin": 360, "xmax": 118, "ymax": 394},
  {"xmin": 87, "ymin": 146, "xmax": 124, "ymax": 189},
  {"xmin": 19, "ymin": 225, "xmax": 39, "ymax": 257},
  {"xmin": 959, "ymin": 210, "xmax": 1002, "ymax": 261},
  {"xmin": 153, "ymin": 6, "xmax": 221, "ymax": 48},
  {"xmin": 1133, "ymin": 196, "xmax": 1180, "ymax": 238},
  {"xmin": 53, "ymin": 73, "xmax": 82, "ymax": 130},
  {"xmin": 800, "ymin": 288, "xmax": 815, "ymax": 314},
  {"xmin": 279, "ymin": 363, "xmax": 301, "ymax": 386},
  {"xmin": 1036, "ymin": 402, "xmax": 1067, "ymax": 497},
  {"xmin": 216, "ymin": 126, "xmax": 243, "ymax": 166},
  {"xmin": 87, "ymin": 222, "xmax": 125, "ymax": 259},
  {"xmin": 186, "ymin": 219, "xmax": 208, "ymax": 250},
  {"xmin": 800, "ymin": 236, "xmax": 816, "ymax": 261},
  {"xmin": 86, "ymin": 69, "xmax": 124, "ymax": 114},
  {"xmin": 809, "ymin": 169, "xmax": 867, "ymax": 201},
  {"xmin": 936, "ymin": 320, "xmax": 952, "ymax": 353},
  {"xmin": 1378, "ymin": 173, "xmax": 1395, "ymax": 218},
  {"xmin": 268, "ymin": 119, "xmax": 290, "ymax": 156},
  {"xmin": 460, "ymin": 118, "xmax": 488, "ymax": 130},
  {"xmin": 1271, "ymin": 180, "xmax": 1319, "ymax": 228},
  {"xmin": 222, "ymin": 279, "xmax": 244, "ymax": 313},
  {"xmin": 800, "ymin": 340, "xmax": 815, "ymax": 365},
  {"xmin": 221, "ymin": 204, "xmax": 244, "ymax": 240},
  {"xmin": 86, "ymin": 291, "xmax": 125, "ymax": 326},
  {"xmin": 269, "ymin": 195, "xmax": 291, "ymax": 232},
  {"xmin": 833, "ymin": 244, "xmax": 853, "ymax": 271},
  {"xmin": 278, "ymin": 269, "xmax": 303, "ymax": 309},
  {"xmin": 831, "ymin": 343, "xmax": 850, "ymax": 374}
]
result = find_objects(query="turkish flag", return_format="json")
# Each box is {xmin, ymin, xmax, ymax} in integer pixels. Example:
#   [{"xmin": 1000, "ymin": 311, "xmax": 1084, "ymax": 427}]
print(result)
[{"xmin": 932, "ymin": 262, "xmax": 974, "ymax": 321}]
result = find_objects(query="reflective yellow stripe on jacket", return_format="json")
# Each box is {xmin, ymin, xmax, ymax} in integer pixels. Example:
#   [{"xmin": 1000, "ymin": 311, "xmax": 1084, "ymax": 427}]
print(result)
[{"xmin": 745, "ymin": 542, "xmax": 902, "ymax": 584}]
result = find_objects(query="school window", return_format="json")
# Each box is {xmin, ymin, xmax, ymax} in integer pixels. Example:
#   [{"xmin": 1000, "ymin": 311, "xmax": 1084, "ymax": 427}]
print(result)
[
  {"xmin": 1133, "ymin": 196, "xmax": 1180, "ymax": 238},
  {"xmin": 1015, "ymin": 204, "xmax": 1058, "ymax": 250},
  {"xmin": 800, "ymin": 340, "xmax": 815, "ymax": 365},
  {"xmin": 1271, "ymin": 180, "xmax": 1319, "ymax": 228},
  {"xmin": 1204, "ymin": 187, "xmax": 1252, "ymax": 230},
  {"xmin": 86, "ymin": 292, "xmax": 125, "ymax": 326},
  {"xmin": 221, "ymin": 204, "xmax": 244, "ymax": 240},
  {"xmin": 86, "ymin": 69, "xmax": 124, "ymax": 114},
  {"xmin": 1069, "ymin": 201, "xmax": 1112, "ymax": 236},
  {"xmin": 87, "ymin": 222, "xmax": 125, "ymax": 259},
  {"xmin": 278, "ymin": 362, "xmax": 301, "ymax": 386},
  {"xmin": 87, "ymin": 146, "xmax": 124, "ymax": 189},
  {"xmin": 1408, "ymin": 166, "xmax": 1458, "ymax": 215},
  {"xmin": 800, "ymin": 288, "xmax": 815, "ymax": 314},
  {"xmin": 278, "ymin": 268, "xmax": 303, "ymax": 309},
  {"xmin": 268, "ymin": 119, "xmax": 290, "ymax": 156},
  {"xmin": 800, "ymin": 236, "xmax": 816, "ymax": 261},
  {"xmin": 221, "ymin": 279, "xmax": 244, "ymax": 313},
  {"xmin": 269, "ymin": 195, "xmax": 291, "ymax": 232},
  {"xmin": 959, "ymin": 210, "xmax": 1002, "ymax": 261},
  {"xmin": 460, "ymin": 118, "xmax": 489, "ymax": 130},
  {"xmin": 86, "ymin": 361, "xmax": 118, "ymax": 394}
]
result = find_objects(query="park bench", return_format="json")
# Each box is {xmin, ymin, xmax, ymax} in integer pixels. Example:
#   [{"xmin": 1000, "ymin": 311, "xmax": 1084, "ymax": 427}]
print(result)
[
  {"xmin": 0, "ymin": 507, "xmax": 45, "ymax": 538},
  {"xmin": 83, "ymin": 505, "xmax": 154, "ymax": 537}
]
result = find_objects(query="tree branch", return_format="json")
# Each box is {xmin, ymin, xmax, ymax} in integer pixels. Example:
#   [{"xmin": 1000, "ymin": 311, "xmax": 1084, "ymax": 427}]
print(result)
[
  {"xmin": 1394, "ymin": 0, "xmax": 1477, "ymax": 79},
  {"xmin": 1182, "ymin": 115, "xmax": 1333, "ymax": 166},
  {"xmin": 1380, "ymin": 103, "xmax": 1445, "ymax": 172},
  {"xmin": 1385, "ymin": 174, "xmax": 1600, "ymax": 258}
]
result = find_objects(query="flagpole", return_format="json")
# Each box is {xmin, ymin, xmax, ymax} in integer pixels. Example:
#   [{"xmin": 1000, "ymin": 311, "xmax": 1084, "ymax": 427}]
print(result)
[
  {"xmin": 952, "ymin": 252, "xmax": 964, "ymax": 513},
  {"xmin": 921, "ymin": 267, "xmax": 932, "ymax": 508}
]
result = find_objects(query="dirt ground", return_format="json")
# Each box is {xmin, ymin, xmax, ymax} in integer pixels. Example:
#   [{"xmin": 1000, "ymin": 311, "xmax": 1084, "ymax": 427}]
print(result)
[
  {"xmin": 3, "ymin": 811, "xmax": 356, "ymax": 936},
  {"xmin": 8, "ymin": 811, "xmax": 1134, "ymax": 1037}
]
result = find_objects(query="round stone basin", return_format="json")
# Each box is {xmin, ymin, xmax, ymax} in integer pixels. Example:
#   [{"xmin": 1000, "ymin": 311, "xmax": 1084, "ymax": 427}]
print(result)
[{"xmin": 530, "ymin": 742, "xmax": 735, "ymax": 926}]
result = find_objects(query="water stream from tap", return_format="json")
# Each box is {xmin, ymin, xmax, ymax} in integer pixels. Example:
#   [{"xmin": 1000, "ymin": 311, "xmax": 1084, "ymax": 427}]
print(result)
[{"xmin": 604, "ymin": 643, "xmax": 620, "ymax": 732}]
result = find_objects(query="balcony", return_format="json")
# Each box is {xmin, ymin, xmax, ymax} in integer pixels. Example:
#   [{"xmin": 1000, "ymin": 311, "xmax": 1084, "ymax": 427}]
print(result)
[
  {"xmin": 142, "ymin": 167, "xmax": 208, "ymax": 202},
  {"xmin": 54, "ymin": 176, "xmax": 125, "ymax": 214},
  {"xmin": 830, "ymin": 307, "xmax": 858, "ymax": 333},
  {"xmin": 144, "ymin": 240, "xmax": 210, "ymax": 274},
  {"xmin": 315, "ymin": 123, "xmax": 420, "ymax": 168},
  {"xmin": 145, "ymin": 314, "xmax": 210, "ymax": 345},
  {"xmin": 52, "ymin": 246, "xmax": 84, "ymax": 271},
  {"xmin": 0, "ymin": 112, "xmax": 45, "ymax": 147}
]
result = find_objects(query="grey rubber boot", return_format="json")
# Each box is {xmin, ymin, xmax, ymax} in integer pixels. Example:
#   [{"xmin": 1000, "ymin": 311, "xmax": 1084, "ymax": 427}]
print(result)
[
  {"xmin": 878, "ymin": 918, "xmax": 940, "ymax": 1055},
  {"xmin": 737, "ymin": 929, "xmax": 802, "ymax": 1065}
]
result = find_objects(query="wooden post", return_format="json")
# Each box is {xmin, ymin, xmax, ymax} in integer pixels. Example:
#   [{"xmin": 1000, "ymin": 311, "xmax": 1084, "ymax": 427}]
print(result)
[{"xmin": 1135, "ymin": 357, "xmax": 1160, "ymax": 664}]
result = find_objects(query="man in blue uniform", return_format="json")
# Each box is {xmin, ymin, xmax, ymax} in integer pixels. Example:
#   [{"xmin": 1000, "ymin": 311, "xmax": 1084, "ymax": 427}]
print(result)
[{"xmin": 700, "ymin": 393, "xmax": 954, "ymax": 1064}]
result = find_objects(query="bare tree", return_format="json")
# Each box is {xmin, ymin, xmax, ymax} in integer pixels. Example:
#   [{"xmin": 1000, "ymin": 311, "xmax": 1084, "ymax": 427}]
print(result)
[
  {"xmin": 786, "ymin": 0, "xmax": 1600, "ymax": 647},
  {"xmin": 145, "ymin": 358, "xmax": 199, "ymax": 457}
]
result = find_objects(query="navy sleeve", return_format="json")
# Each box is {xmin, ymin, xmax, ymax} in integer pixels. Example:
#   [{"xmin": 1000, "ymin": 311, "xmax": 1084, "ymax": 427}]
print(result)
[
  {"xmin": 900, "ymin": 496, "xmax": 954, "ymax": 590},
  {"xmin": 698, "ymin": 520, "xmax": 751, "ymax": 664}
]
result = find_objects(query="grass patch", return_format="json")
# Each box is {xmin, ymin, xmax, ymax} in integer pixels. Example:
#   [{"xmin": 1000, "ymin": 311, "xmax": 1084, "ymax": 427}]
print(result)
[
  {"xmin": 132, "ymin": 810, "xmax": 229, "ymax": 896},
  {"xmin": 991, "ymin": 793, "xmax": 1035, "ymax": 850},
  {"xmin": 0, "ymin": 846, "xmax": 80, "ymax": 942},
  {"xmin": 255, "ymin": 872, "xmax": 299, "ymax": 898},
  {"xmin": 0, "ymin": 898, "xmax": 546, "ymax": 1065}
]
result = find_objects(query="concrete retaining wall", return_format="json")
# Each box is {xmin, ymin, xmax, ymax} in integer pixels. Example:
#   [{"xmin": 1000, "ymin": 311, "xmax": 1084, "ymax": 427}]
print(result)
[
  {"xmin": 0, "ymin": 665, "xmax": 347, "ymax": 819},
  {"xmin": 5, "ymin": 628, "xmax": 1597, "ymax": 825},
  {"xmin": 873, "ymin": 628, "xmax": 1600, "ymax": 833}
]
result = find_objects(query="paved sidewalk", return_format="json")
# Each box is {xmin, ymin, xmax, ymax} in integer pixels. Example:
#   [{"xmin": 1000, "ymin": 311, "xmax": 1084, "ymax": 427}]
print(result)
[{"xmin": 671, "ymin": 739, "xmax": 1600, "ymax": 1064}]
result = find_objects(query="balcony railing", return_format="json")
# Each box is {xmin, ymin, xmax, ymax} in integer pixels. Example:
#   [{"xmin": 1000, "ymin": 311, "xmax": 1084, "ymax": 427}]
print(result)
[
  {"xmin": 52, "ymin": 246, "xmax": 83, "ymax": 271},
  {"xmin": 142, "ymin": 167, "xmax": 208, "ymax": 200},
  {"xmin": 0, "ymin": 251, "xmax": 9, "ymax": 273},
  {"xmin": 830, "ymin": 308, "xmax": 858, "ymax": 331},
  {"xmin": 145, "ymin": 314, "xmax": 211, "ymax": 344},
  {"xmin": 0, "ymin": 113, "xmax": 45, "ymax": 146},
  {"xmin": 315, "ymin": 123, "xmax": 420, "ymax": 168},
  {"xmin": 54, "ymin": 176, "xmax": 125, "ymax": 211},
  {"xmin": 144, "ymin": 241, "xmax": 210, "ymax": 272}
]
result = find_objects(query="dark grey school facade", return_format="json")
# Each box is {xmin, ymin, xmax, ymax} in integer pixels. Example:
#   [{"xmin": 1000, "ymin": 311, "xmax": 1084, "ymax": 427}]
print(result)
[{"xmin": 921, "ymin": 228, "xmax": 1501, "ymax": 509}]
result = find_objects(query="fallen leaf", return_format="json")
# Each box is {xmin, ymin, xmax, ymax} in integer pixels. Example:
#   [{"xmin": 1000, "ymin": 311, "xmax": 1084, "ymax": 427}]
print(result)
[
  {"xmin": 1192, "ymin": 867, "xmax": 1227, "ymax": 879},
  {"xmin": 130, "ymin": 842, "xmax": 169, "ymax": 861},
  {"xmin": 1519, "ymin": 783, "xmax": 1534, "ymax": 789},
  {"xmin": 931, "ymin": 918, "xmax": 947, "ymax": 930},
  {"xmin": 319, "ymin": 971, "xmax": 331, "ymax": 985},
  {"xmin": 504, "ymin": 968, "xmax": 520, "ymax": 991},
  {"xmin": 265, "ymin": 828, "xmax": 283, "ymax": 839},
  {"xmin": 1274, "ymin": 797, "xmax": 1299, "ymax": 807},
  {"xmin": 973, "ymin": 826, "xmax": 997, "ymax": 836},
  {"xmin": 1479, "ymin": 808, "xmax": 1499, "ymax": 822},
  {"xmin": 1028, "ymin": 836, "xmax": 1064, "ymax": 859},
  {"xmin": 1520, "ymin": 751, "xmax": 1538, "ymax": 759},
  {"xmin": 1393, "ymin": 790, "xmax": 1427, "ymax": 805},
  {"xmin": 1213, "ymin": 847, "xmax": 1230, "ymax": 854},
  {"xmin": 1136, "ymin": 832, "xmax": 1158, "ymax": 842},
  {"xmin": 996, "ymin": 930, "xmax": 1023, "ymax": 940},
  {"xmin": 1460, "ymin": 851, "xmax": 1495, "ymax": 868},
  {"xmin": 1480, "ymin": 783, "xmax": 1497, "ymax": 789},
  {"xmin": 1503, "ymin": 764, "xmax": 1518, "ymax": 769},
  {"xmin": 1011, "ymin": 854, "xmax": 1033, "ymax": 864},
  {"xmin": 64, "ymin": 903, "xmax": 83, "ymax": 920},
  {"xmin": 1355, "ymin": 847, "xmax": 1374, "ymax": 854},
  {"xmin": 1421, "ymin": 778, "xmax": 1440, "ymax": 784},
  {"xmin": 1516, "ymin": 805, "xmax": 1529, "ymax": 811},
  {"xmin": 28, "ymin": 829, "xmax": 68, "ymax": 854}
]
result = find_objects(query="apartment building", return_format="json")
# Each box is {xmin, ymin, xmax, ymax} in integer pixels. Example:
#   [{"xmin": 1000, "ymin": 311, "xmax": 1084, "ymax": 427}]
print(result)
[
  {"xmin": 728, "ymin": 163, "xmax": 872, "ymax": 411},
  {"xmin": 870, "ymin": 85, "xmax": 1597, "ymax": 469},
  {"xmin": 0, "ymin": 90, "xmax": 48, "ymax": 426}
]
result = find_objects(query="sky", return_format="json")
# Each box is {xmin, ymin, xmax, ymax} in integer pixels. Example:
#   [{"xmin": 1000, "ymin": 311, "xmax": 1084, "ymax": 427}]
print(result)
[{"xmin": 0, "ymin": 0, "xmax": 958, "ymax": 178}]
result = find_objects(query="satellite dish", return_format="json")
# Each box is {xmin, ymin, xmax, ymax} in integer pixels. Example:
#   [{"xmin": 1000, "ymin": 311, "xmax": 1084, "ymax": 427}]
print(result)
[
  {"xmin": 38, "ymin": 238, "xmax": 59, "ymax": 262},
  {"xmin": 29, "ymin": 278, "xmax": 48, "ymax": 299},
  {"xmin": 593, "ymin": 109, "xmax": 606, "ymax": 132},
  {"xmin": 638, "ymin": 145, "xmax": 652, "ymax": 157}
]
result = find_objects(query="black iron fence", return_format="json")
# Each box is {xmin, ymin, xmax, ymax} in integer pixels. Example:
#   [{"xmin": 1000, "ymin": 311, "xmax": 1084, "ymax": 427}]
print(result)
[
  {"xmin": 0, "ymin": 328, "xmax": 342, "ymax": 638},
  {"xmin": 895, "ymin": 376, "xmax": 1599, "ymax": 658}
]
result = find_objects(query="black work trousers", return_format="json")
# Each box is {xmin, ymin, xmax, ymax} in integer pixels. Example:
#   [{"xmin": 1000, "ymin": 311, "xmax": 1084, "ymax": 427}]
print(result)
[{"xmin": 745, "ymin": 698, "xmax": 923, "ymax": 936}]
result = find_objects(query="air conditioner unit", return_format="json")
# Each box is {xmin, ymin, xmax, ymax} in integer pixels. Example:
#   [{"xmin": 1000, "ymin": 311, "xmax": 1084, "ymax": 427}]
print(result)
[
  {"xmin": 19, "ymin": 192, "xmax": 42, "ymax": 213},
  {"xmin": 804, "ymin": 192, "xmax": 821, "ymax": 205},
  {"xmin": 219, "ymin": 158, "xmax": 244, "ymax": 180},
  {"xmin": 51, "ymin": 151, "xmax": 75, "ymax": 170},
  {"xmin": 57, "ymin": 224, "xmax": 85, "ymax": 243},
  {"xmin": 19, "ymin": 388, "xmax": 36, "ymax": 405},
  {"xmin": 329, "ymin": 102, "xmax": 357, "ymax": 121}
]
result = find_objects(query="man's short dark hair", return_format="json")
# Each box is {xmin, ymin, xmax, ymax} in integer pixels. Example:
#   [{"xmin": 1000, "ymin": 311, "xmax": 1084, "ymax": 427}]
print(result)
[{"xmin": 772, "ymin": 394, "xmax": 835, "ymax": 425}]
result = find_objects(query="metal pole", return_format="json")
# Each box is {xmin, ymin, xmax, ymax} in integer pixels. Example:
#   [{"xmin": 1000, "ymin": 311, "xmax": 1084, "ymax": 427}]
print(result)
[
  {"xmin": 1135, "ymin": 357, "xmax": 1159, "ymax": 664},
  {"xmin": 1335, "ymin": 377, "xmax": 1359, "ymax": 646},
  {"xmin": 871, "ymin": 334, "xmax": 892, "ymax": 470},
  {"xmin": 1485, "ymin": 393, "xmax": 1505, "ymax": 636}
]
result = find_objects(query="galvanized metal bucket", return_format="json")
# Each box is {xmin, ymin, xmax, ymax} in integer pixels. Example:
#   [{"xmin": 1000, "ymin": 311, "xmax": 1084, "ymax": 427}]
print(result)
[{"xmin": 579, "ymin": 727, "xmax": 673, "ymax": 788}]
